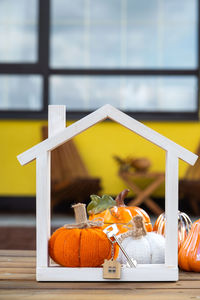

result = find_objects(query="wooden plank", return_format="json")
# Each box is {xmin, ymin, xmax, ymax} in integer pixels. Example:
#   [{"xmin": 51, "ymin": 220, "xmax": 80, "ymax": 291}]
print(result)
[
  {"xmin": 0, "ymin": 251, "xmax": 198, "ymax": 280},
  {"xmin": 1, "ymin": 289, "xmax": 200, "ymax": 300},
  {"xmin": 48, "ymin": 105, "xmax": 66, "ymax": 137},
  {"xmin": 0, "ymin": 261, "xmax": 35, "ymax": 268},
  {"xmin": 0, "ymin": 260, "xmax": 35, "ymax": 268},
  {"xmin": 0, "ymin": 268, "xmax": 199, "ymax": 281},
  {"xmin": 0, "ymin": 252, "xmax": 200, "ymax": 299},
  {"xmin": 0, "ymin": 267, "xmax": 198, "ymax": 281},
  {"xmin": 0, "ymin": 267, "xmax": 35, "ymax": 274},
  {"xmin": 165, "ymin": 152, "xmax": 178, "ymax": 268},
  {"xmin": 0, "ymin": 256, "xmax": 36, "ymax": 263},
  {"xmin": 17, "ymin": 104, "xmax": 198, "ymax": 166},
  {"xmin": 36, "ymin": 265, "xmax": 178, "ymax": 281},
  {"xmin": 179, "ymin": 271, "xmax": 200, "ymax": 280},
  {"xmin": 1, "ymin": 280, "xmax": 200, "ymax": 290},
  {"xmin": 0, "ymin": 266, "xmax": 35, "ymax": 280},
  {"xmin": 36, "ymin": 152, "xmax": 51, "ymax": 269},
  {"xmin": 0, "ymin": 250, "xmax": 36, "ymax": 257},
  {"xmin": 0, "ymin": 274, "xmax": 35, "ymax": 281},
  {"xmin": 36, "ymin": 105, "xmax": 66, "ymax": 277}
]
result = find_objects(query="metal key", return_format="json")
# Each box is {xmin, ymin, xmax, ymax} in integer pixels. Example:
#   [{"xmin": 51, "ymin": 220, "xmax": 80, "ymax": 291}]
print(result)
[{"xmin": 103, "ymin": 224, "xmax": 137, "ymax": 268}]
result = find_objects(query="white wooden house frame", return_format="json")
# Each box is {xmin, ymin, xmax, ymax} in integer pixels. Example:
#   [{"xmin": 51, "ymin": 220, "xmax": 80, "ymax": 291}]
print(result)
[{"xmin": 17, "ymin": 104, "xmax": 198, "ymax": 281}]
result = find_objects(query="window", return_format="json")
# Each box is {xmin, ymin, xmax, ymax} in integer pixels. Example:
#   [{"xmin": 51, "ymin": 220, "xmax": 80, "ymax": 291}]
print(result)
[
  {"xmin": 0, "ymin": 0, "xmax": 38, "ymax": 63},
  {"xmin": 0, "ymin": 75, "xmax": 42, "ymax": 110},
  {"xmin": 0, "ymin": 0, "xmax": 199, "ymax": 120}
]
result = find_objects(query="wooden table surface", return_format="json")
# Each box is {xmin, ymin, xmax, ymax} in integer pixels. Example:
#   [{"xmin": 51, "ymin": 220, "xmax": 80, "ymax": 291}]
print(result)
[{"xmin": 0, "ymin": 250, "xmax": 200, "ymax": 300}]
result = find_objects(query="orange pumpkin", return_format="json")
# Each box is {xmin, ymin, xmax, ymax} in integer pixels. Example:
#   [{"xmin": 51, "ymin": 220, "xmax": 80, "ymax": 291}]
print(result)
[
  {"xmin": 88, "ymin": 189, "xmax": 152, "ymax": 232},
  {"xmin": 49, "ymin": 203, "xmax": 118, "ymax": 267},
  {"xmin": 153, "ymin": 211, "xmax": 192, "ymax": 251},
  {"xmin": 115, "ymin": 190, "xmax": 152, "ymax": 232},
  {"xmin": 178, "ymin": 219, "xmax": 200, "ymax": 272}
]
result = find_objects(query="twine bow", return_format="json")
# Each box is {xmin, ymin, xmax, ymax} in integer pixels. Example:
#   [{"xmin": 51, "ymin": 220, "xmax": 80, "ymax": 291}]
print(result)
[
  {"xmin": 64, "ymin": 217, "xmax": 104, "ymax": 229},
  {"xmin": 63, "ymin": 203, "xmax": 104, "ymax": 229},
  {"xmin": 118, "ymin": 215, "xmax": 147, "ymax": 242}
]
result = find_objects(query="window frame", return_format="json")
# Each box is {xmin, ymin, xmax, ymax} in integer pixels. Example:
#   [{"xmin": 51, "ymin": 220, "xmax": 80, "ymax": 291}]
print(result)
[{"xmin": 0, "ymin": 0, "xmax": 199, "ymax": 121}]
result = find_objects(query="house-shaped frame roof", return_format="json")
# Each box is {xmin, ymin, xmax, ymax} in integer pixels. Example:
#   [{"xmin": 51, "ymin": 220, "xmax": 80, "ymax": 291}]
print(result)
[{"xmin": 17, "ymin": 104, "xmax": 197, "ymax": 166}]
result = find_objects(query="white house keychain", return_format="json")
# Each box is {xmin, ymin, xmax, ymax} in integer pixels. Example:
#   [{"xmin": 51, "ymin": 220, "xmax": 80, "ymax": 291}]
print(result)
[
  {"xmin": 102, "ymin": 224, "xmax": 137, "ymax": 279},
  {"xmin": 102, "ymin": 236, "xmax": 121, "ymax": 279}
]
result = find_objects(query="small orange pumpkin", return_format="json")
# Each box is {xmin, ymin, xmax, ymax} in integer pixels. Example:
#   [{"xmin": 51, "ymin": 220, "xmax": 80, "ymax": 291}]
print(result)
[
  {"xmin": 178, "ymin": 219, "xmax": 200, "ymax": 272},
  {"xmin": 153, "ymin": 211, "xmax": 192, "ymax": 251},
  {"xmin": 49, "ymin": 203, "xmax": 118, "ymax": 267},
  {"xmin": 88, "ymin": 189, "xmax": 152, "ymax": 232},
  {"xmin": 115, "ymin": 190, "xmax": 152, "ymax": 232}
]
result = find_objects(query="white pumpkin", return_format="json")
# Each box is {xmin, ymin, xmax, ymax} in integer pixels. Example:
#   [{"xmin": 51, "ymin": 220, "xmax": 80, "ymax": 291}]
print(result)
[{"xmin": 117, "ymin": 216, "xmax": 165, "ymax": 265}]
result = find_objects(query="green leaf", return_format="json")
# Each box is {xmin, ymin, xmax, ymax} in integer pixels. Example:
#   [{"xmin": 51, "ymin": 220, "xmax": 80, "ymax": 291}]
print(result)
[{"xmin": 87, "ymin": 194, "xmax": 116, "ymax": 215}]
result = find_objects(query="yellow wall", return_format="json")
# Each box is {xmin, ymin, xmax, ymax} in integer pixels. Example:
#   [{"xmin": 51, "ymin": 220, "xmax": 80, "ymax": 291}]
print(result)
[{"xmin": 0, "ymin": 120, "xmax": 199, "ymax": 197}]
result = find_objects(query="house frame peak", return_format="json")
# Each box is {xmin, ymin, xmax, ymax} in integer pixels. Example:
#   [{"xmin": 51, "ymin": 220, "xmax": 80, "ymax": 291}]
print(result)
[{"xmin": 17, "ymin": 104, "xmax": 198, "ymax": 166}]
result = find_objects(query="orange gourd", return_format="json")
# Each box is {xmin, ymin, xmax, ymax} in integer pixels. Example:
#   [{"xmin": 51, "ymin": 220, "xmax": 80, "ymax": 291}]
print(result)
[
  {"xmin": 115, "ymin": 190, "xmax": 152, "ymax": 232},
  {"xmin": 88, "ymin": 189, "xmax": 152, "ymax": 232},
  {"xmin": 49, "ymin": 203, "xmax": 118, "ymax": 267},
  {"xmin": 178, "ymin": 219, "xmax": 200, "ymax": 272},
  {"xmin": 153, "ymin": 211, "xmax": 192, "ymax": 251}
]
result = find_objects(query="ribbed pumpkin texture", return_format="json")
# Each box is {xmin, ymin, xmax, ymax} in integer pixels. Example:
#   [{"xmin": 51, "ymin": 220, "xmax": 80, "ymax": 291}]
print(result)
[
  {"xmin": 178, "ymin": 219, "xmax": 200, "ymax": 272},
  {"xmin": 153, "ymin": 211, "xmax": 192, "ymax": 251},
  {"xmin": 49, "ymin": 203, "xmax": 118, "ymax": 267},
  {"xmin": 49, "ymin": 227, "xmax": 114, "ymax": 267},
  {"xmin": 117, "ymin": 216, "xmax": 165, "ymax": 265}
]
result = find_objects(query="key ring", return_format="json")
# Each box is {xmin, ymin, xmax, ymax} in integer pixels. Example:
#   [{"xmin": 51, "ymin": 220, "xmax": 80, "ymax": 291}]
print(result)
[
  {"xmin": 103, "ymin": 224, "xmax": 137, "ymax": 268},
  {"xmin": 103, "ymin": 224, "xmax": 119, "ymax": 240}
]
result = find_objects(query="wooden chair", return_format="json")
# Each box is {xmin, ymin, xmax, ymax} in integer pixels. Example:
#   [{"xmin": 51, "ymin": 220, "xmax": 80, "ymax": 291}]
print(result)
[
  {"xmin": 118, "ymin": 170, "xmax": 164, "ymax": 215},
  {"xmin": 179, "ymin": 142, "xmax": 200, "ymax": 215},
  {"xmin": 42, "ymin": 126, "xmax": 101, "ymax": 209}
]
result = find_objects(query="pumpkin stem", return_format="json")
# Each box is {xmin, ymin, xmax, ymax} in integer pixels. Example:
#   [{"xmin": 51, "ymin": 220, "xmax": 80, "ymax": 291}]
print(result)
[
  {"xmin": 72, "ymin": 203, "xmax": 88, "ymax": 224},
  {"xmin": 64, "ymin": 203, "xmax": 103, "ymax": 229},
  {"xmin": 132, "ymin": 215, "xmax": 147, "ymax": 239},
  {"xmin": 118, "ymin": 215, "xmax": 147, "ymax": 243},
  {"xmin": 115, "ymin": 189, "xmax": 130, "ymax": 207}
]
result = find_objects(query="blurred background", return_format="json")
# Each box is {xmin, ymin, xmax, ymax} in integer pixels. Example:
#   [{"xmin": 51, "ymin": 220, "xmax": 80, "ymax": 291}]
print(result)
[{"xmin": 0, "ymin": 0, "xmax": 200, "ymax": 249}]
